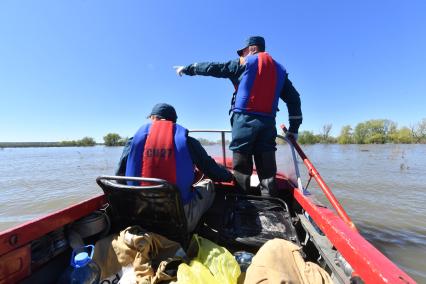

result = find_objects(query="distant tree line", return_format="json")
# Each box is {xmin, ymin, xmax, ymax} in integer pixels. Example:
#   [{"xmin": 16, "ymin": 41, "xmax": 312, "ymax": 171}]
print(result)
[
  {"xmin": 59, "ymin": 137, "xmax": 96, "ymax": 146},
  {"xmin": 59, "ymin": 133, "xmax": 129, "ymax": 147},
  {"xmin": 197, "ymin": 138, "xmax": 216, "ymax": 146},
  {"xmin": 2, "ymin": 119, "xmax": 426, "ymax": 148},
  {"xmin": 0, "ymin": 142, "xmax": 63, "ymax": 148},
  {"xmin": 102, "ymin": 134, "xmax": 227, "ymax": 147},
  {"xmin": 295, "ymin": 118, "xmax": 426, "ymax": 145},
  {"xmin": 196, "ymin": 138, "xmax": 230, "ymax": 146}
]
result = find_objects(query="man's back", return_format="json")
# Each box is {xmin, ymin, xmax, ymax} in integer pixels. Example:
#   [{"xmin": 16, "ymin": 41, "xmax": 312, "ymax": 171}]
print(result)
[
  {"xmin": 116, "ymin": 102, "xmax": 233, "ymax": 231},
  {"xmin": 125, "ymin": 120, "xmax": 195, "ymax": 204},
  {"xmin": 233, "ymin": 52, "xmax": 286, "ymax": 117}
]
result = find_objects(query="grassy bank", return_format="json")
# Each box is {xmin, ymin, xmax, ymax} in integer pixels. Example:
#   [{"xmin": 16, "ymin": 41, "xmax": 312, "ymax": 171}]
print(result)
[
  {"xmin": 0, "ymin": 142, "xmax": 100, "ymax": 148},
  {"xmin": 0, "ymin": 142, "xmax": 62, "ymax": 148}
]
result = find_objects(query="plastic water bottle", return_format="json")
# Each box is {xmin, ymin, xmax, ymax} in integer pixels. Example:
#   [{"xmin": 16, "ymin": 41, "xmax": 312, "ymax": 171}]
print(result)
[
  {"xmin": 57, "ymin": 245, "xmax": 100, "ymax": 284},
  {"xmin": 234, "ymin": 251, "xmax": 254, "ymax": 272}
]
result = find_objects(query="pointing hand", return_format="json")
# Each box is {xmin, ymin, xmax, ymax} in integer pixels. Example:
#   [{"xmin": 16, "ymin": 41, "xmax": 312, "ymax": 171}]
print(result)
[{"xmin": 173, "ymin": 66, "xmax": 185, "ymax": 76}]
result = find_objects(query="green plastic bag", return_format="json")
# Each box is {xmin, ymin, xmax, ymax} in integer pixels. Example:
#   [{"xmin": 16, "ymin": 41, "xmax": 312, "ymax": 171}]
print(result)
[{"xmin": 176, "ymin": 235, "xmax": 241, "ymax": 284}]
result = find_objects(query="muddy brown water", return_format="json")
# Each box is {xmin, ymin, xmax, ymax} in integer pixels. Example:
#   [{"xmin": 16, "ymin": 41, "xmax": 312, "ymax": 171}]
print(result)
[{"xmin": 0, "ymin": 144, "xmax": 425, "ymax": 282}]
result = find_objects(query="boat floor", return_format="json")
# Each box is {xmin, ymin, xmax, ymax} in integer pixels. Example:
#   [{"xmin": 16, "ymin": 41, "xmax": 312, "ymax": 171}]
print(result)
[{"xmin": 197, "ymin": 182, "xmax": 298, "ymax": 254}]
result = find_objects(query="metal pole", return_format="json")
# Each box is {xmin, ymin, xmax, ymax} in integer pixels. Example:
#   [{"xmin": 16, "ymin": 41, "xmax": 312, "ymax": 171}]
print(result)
[
  {"xmin": 188, "ymin": 129, "xmax": 231, "ymax": 166},
  {"xmin": 221, "ymin": 131, "xmax": 226, "ymax": 166}
]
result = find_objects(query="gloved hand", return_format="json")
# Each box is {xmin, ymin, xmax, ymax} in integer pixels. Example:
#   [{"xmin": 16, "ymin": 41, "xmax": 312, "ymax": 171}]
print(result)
[
  {"xmin": 285, "ymin": 132, "xmax": 298, "ymax": 142},
  {"xmin": 173, "ymin": 66, "xmax": 185, "ymax": 76}
]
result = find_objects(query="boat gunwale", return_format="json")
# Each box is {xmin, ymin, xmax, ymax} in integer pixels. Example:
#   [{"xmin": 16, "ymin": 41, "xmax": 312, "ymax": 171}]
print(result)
[
  {"xmin": 0, "ymin": 194, "xmax": 106, "ymax": 256},
  {"xmin": 293, "ymin": 188, "xmax": 416, "ymax": 283}
]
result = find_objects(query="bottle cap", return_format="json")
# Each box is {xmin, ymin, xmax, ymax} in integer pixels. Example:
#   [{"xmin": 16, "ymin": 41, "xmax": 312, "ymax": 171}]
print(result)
[{"xmin": 73, "ymin": 252, "xmax": 90, "ymax": 268}]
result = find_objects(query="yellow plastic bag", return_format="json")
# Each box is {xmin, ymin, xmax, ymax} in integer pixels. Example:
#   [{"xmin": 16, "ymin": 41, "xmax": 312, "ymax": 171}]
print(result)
[
  {"xmin": 194, "ymin": 235, "xmax": 240, "ymax": 283},
  {"xmin": 176, "ymin": 235, "xmax": 240, "ymax": 284},
  {"xmin": 177, "ymin": 260, "xmax": 219, "ymax": 284}
]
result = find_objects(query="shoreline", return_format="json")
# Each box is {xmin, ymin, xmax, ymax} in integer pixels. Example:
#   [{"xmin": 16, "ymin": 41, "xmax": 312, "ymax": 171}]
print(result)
[
  {"xmin": 0, "ymin": 142, "xmax": 104, "ymax": 148},
  {"xmin": 2, "ymin": 142, "xmax": 426, "ymax": 149}
]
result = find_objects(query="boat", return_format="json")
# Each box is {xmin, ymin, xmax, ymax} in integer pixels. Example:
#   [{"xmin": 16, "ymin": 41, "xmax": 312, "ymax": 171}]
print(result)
[{"xmin": 0, "ymin": 127, "xmax": 416, "ymax": 284}]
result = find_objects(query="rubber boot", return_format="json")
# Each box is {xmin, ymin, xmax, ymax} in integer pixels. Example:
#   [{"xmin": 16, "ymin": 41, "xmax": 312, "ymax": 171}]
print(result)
[
  {"xmin": 254, "ymin": 151, "xmax": 278, "ymax": 196},
  {"xmin": 232, "ymin": 152, "xmax": 253, "ymax": 194}
]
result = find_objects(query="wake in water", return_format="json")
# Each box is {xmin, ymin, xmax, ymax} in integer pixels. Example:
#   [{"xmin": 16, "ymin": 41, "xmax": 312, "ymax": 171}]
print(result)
[
  {"xmin": 358, "ymin": 222, "xmax": 426, "ymax": 248},
  {"xmin": 358, "ymin": 222, "xmax": 426, "ymax": 282}
]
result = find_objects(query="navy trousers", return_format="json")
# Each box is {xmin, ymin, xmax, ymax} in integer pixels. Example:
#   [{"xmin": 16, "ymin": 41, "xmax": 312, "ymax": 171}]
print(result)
[{"xmin": 230, "ymin": 112, "xmax": 277, "ymax": 155}]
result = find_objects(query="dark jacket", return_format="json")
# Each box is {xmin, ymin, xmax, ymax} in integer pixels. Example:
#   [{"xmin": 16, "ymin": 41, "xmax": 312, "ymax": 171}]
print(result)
[
  {"xmin": 183, "ymin": 56, "xmax": 302, "ymax": 133},
  {"xmin": 116, "ymin": 137, "xmax": 233, "ymax": 182}
]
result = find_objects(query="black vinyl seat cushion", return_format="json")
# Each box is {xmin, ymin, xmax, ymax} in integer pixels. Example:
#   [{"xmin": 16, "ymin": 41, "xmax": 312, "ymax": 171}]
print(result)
[
  {"xmin": 96, "ymin": 175, "xmax": 190, "ymax": 247},
  {"xmin": 219, "ymin": 194, "xmax": 299, "ymax": 249}
]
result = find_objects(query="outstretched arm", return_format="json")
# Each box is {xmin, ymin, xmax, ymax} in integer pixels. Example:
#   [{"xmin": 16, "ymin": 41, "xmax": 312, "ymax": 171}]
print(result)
[{"xmin": 179, "ymin": 59, "xmax": 244, "ymax": 80}]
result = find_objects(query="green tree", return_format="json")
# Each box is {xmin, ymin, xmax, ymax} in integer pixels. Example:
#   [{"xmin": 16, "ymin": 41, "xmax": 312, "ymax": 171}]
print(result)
[
  {"xmin": 104, "ymin": 133, "xmax": 122, "ymax": 146},
  {"xmin": 354, "ymin": 122, "xmax": 368, "ymax": 144},
  {"xmin": 298, "ymin": 131, "xmax": 319, "ymax": 144},
  {"xmin": 60, "ymin": 140, "xmax": 77, "ymax": 146},
  {"xmin": 320, "ymin": 124, "xmax": 333, "ymax": 143},
  {"xmin": 365, "ymin": 120, "xmax": 386, "ymax": 143},
  {"xmin": 412, "ymin": 118, "xmax": 426, "ymax": 143},
  {"xmin": 78, "ymin": 137, "xmax": 96, "ymax": 146},
  {"xmin": 338, "ymin": 125, "xmax": 353, "ymax": 144},
  {"xmin": 60, "ymin": 137, "xmax": 96, "ymax": 146},
  {"xmin": 387, "ymin": 122, "xmax": 398, "ymax": 143},
  {"xmin": 392, "ymin": 127, "xmax": 413, "ymax": 144},
  {"xmin": 354, "ymin": 119, "xmax": 396, "ymax": 144},
  {"xmin": 118, "ymin": 136, "xmax": 129, "ymax": 146},
  {"xmin": 367, "ymin": 132, "xmax": 386, "ymax": 144}
]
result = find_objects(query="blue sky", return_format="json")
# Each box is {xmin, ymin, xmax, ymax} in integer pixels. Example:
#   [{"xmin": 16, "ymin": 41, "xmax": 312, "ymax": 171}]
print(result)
[{"xmin": 0, "ymin": 0, "xmax": 425, "ymax": 142}]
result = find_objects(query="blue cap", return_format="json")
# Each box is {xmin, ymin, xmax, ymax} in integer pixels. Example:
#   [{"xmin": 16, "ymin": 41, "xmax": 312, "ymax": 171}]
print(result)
[
  {"xmin": 237, "ymin": 36, "xmax": 266, "ymax": 56},
  {"xmin": 148, "ymin": 103, "xmax": 177, "ymax": 123},
  {"xmin": 73, "ymin": 252, "xmax": 90, "ymax": 268}
]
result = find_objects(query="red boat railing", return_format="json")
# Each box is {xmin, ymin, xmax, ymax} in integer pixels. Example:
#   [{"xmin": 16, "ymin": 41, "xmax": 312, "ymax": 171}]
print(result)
[
  {"xmin": 280, "ymin": 125, "xmax": 358, "ymax": 232},
  {"xmin": 278, "ymin": 125, "xmax": 419, "ymax": 283}
]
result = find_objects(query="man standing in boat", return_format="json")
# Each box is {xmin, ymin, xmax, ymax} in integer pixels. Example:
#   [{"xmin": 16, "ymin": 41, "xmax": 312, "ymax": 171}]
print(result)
[
  {"xmin": 116, "ymin": 103, "xmax": 233, "ymax": 232},
  {"xmin": 174, "ymin": 36, "xmax": 302, "ymax": 195}
]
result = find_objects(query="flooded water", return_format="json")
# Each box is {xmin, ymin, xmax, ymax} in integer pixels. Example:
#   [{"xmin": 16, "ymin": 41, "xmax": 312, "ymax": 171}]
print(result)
[{"xmin": 0, "ymin": 144, "xmax": 425, "ymax": 282}]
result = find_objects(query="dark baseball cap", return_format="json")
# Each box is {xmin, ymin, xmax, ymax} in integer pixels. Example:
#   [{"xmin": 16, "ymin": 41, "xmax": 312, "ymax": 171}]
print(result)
[
  {"xmin": 237, "ymin": 36, "xmax": 266, "ymax": 56},
  {"xmin": 148, "ymin": 103, "xmax": 177, "ymax": 122}
]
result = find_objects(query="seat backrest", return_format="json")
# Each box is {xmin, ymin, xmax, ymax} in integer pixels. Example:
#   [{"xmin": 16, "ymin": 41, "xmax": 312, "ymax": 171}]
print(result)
[{"xmin": 96, "ymin": 175, "xmax": 189, "ymax": 246}]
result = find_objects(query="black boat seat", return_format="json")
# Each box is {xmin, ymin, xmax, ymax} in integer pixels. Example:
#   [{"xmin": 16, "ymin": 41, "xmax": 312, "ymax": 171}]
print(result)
[
  {"xmin": 96, "ymin": 175, "xmax": 189, "ymax": 247},
  {"xmin": 219, "ymin": 194, "xmax": 299, "ymax": 249}
]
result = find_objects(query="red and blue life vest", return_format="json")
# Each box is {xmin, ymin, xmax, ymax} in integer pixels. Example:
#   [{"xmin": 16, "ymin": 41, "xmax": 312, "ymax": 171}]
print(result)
[
  {"xmin": 233, "ymin": 52, "xmax": 286, "ymax": 117},
  {"xmin": 125, "ymin": 120, "xmax": 195, "ymax": 205}
]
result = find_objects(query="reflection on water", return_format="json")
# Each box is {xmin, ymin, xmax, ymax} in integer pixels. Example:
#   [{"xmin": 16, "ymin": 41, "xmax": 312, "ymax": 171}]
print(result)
[{"xmin": 0, "ymin": 144, "xmax": 425, "ymax": 282}]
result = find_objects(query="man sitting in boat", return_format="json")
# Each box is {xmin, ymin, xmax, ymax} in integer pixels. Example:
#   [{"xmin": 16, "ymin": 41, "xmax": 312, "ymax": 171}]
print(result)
[{"xmin": 115, "ymin": 103, "xmax": 234, "ymax": 232}]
